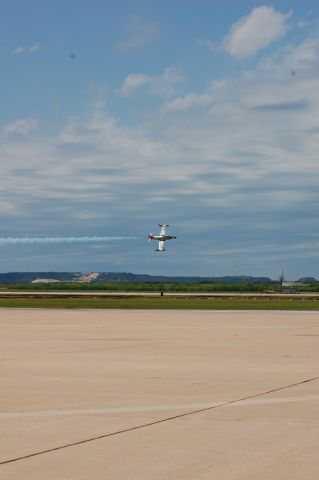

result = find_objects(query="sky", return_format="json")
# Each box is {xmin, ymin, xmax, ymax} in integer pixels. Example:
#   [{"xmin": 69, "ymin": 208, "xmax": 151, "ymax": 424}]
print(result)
[{"xmin": 0, "ymin": 0, "xmax": 319, "ymax": 279}]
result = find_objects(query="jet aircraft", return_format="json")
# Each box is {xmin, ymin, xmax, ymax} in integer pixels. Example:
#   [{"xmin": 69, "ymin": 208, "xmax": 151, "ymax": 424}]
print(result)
[{"xmin": 148, "ymin": 224, "xmax": 177, "ymax": 251}]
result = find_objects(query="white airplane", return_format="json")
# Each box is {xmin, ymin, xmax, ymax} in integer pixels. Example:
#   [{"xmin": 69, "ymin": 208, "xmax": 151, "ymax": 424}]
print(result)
[{"xmin": 148, "ymin": 224, "xmax": 177, "ymax": 251}]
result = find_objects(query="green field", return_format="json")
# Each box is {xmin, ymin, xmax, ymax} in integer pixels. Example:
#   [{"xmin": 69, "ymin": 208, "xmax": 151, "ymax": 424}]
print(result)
[{"xmin": 0, "ymin": 297, "xmax": 318, "ymax": 310}]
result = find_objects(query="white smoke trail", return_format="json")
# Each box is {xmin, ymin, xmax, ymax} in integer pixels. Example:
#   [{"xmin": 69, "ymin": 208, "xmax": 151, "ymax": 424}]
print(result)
[{"xmin": 0, "ymin": 236, "xmax": 138, "ymax": 245}]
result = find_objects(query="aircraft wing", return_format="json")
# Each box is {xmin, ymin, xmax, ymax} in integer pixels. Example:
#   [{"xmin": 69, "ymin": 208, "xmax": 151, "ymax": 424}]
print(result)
[
  {"xmin": 159, "ymin": 224, "xmax": 169, "ymax": 236},
  {"xmin": 158, "ymin": 241, "xmax": 165, "ymax": 251}
]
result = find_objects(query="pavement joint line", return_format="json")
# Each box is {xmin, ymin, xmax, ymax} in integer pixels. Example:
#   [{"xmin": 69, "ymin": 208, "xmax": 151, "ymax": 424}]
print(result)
[
  {"xmin": 1, "ymin": 374, "xmax": 319, "ymax": 466},
  {"xmin": 0, "ymin": 342, "xmax": 167, "ymax": 363},
  {"xmin": 2, "ymin": 394, "xmax": 319, "ymax": 418}
]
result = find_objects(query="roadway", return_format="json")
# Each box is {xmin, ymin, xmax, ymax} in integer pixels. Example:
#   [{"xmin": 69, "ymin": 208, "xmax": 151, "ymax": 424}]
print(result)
[{"xmin": 0, "ymin": 290, "xmax": 319, "ymax": 299}]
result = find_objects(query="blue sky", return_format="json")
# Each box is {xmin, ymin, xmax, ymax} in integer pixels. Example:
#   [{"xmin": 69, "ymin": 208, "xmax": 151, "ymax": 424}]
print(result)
[{"xmin": 1, "ymin": 1, "xmax": 319, "ymax": 279}]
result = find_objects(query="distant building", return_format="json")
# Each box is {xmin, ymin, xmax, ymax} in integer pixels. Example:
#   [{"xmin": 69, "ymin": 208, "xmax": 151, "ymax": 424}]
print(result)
[
  {"xmin": 281, "ymin": 281, "xmax": 305, "ymax": 294},
  {"xmin": 32, "ymin": 278, "xmax": 61, "ymax": 284}
]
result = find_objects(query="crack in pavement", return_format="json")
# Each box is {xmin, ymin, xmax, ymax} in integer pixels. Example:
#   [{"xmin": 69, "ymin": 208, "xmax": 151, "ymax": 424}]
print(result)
[{"xmin": 1, "ymin": 375, "xmax": 319, "ymax": 466}]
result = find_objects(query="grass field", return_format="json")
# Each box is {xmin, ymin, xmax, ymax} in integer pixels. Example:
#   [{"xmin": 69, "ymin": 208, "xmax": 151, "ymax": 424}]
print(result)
[{"xmin": 0, "ymin": 296, "xmax": 319, "ymax": 310}]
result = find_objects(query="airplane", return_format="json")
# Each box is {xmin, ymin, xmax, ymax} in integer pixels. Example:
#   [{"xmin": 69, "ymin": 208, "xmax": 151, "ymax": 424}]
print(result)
[{"xmin": 148, "ymin": 224, "xmax": 177, "ymax": 251}]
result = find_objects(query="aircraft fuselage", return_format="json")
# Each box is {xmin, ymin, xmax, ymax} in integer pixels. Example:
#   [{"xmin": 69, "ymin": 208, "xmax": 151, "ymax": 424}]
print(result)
[{"xmin": 149, "ymin": 235, "xmax": 176, "ymax": 241}]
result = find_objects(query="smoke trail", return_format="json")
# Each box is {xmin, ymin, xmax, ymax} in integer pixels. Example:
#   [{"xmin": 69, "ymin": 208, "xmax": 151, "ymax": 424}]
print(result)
[{"xmin": 0, "ymin": 236, "xmax": 138, "ymax": 245}]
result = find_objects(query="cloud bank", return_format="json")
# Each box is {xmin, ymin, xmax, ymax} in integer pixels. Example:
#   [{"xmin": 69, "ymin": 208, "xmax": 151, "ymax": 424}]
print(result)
[
  {"xmin": 119, "ymin": 67, "xmax": 185, "ymax": 97},
  {"xmin": 1, "ymin": 7, "xmax": 319, "ymax": 276}
]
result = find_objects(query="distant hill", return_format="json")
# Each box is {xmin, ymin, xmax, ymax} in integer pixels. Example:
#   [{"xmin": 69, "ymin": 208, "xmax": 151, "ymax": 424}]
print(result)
[
  {"xmin": 96, "ymin": 272, "xmax": 273, "ymax": 284},
  {"xmin": 297, "ymin": 277, "xmax": 318, "ymax": 283},
  {"xmin": 0, "ymin": 272, "xmax": 78, "ymax": 284},
  {"xmin": 0, "ymin": 272, "xmax": 273, "ymax": 284}
]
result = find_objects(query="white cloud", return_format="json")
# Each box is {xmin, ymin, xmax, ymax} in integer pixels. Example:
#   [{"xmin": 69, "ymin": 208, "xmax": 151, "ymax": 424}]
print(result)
[
  {"xmin": 119, "ymin": 67, "xmax": 185, "ymax": 97},
  {"xmin": 13, "ymin": 46, "xmax": 25, "ymax": 55},
  {"xmin": 119, "ymin": 73, "xmax": 151, "ymax": 95},
  {"xmin": 88, "ymin": 81, "xmax": 107, "ymax": 109},
  {"xmin": 259, "ymin": 32, "xmax": 319, "ymax": 72},
  {"xmin": 223, "ymin": 6, "xmax": 292, "ymax": 59},
  {"xmin": 285, "ymin": 34, "xmax": 319, "ymax": 69},
  {"xmin": 162, "ymin": 92, "xmax": 213, "ymax": 113},
  {"xmin": 59, "ymin": 112, "xmax": 164, "ymax": 161},
  {"xmin": 297, "ymin": 19, "xmax": 308, "ymax": 29},
  {"xmin": 117, "ymin": 14, "xmax": 160, "ymax": 53},
  {"xmin": 29, "ymin": 43, "xmax": 42, "ymax": 53},
  {"xmin": 197, "ymin": 37, "xmax": 216, "ymax": 52},
  {"xmin": 2, "ymin": 117, "xmax": 37, "ymax": 136},
  {"xmin": 13, "ymin": 43, "xmax": 42, "ymax": 55}
]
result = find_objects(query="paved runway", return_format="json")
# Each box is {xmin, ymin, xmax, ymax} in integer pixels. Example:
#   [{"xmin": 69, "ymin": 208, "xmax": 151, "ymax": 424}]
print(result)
[{"xmin": 1, "ymin": 309, "xmax": 319, "ymax": 479}]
